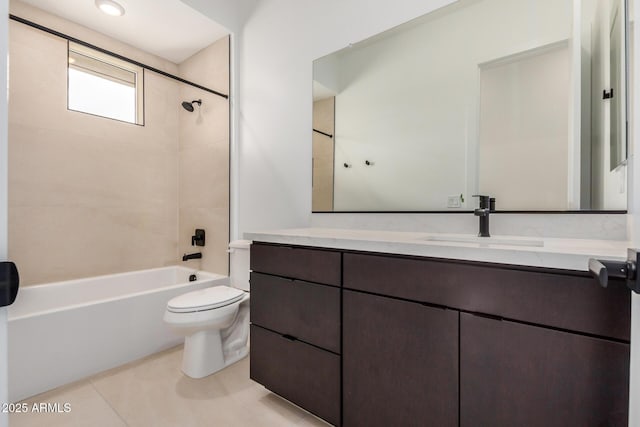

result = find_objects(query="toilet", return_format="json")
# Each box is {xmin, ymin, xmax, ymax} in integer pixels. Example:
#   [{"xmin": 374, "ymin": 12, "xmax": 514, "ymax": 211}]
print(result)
[{"xmin": 164, "ymin": 240, "xmax": 251, "ymax": 378}]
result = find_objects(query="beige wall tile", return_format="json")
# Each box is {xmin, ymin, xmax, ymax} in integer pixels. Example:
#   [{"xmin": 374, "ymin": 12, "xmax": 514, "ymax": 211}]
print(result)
[
  {"xmin": 178, "ymin": 36, "xmax": 230, "ymax": 95},
  {"xmin": 178, "ymin": 207, "xmax": 229, "ymax": 275},
  {"xmin": 312, "ymin": 98, "xmax": 335, "ymax": 211},
  {"xmin": 179, "ymin": 144, "xmax": 229, "ymax": 210},
  {"xmin": 177, "ymin": 37, "xmax": 230, "ymax": 275},
  {"xmin": 9, "ymin": 6, "xmax": 230, "ymax": 285},
  {"xmin": 8, "ymin": 14, "xmax": 180, "ymax": 285}
]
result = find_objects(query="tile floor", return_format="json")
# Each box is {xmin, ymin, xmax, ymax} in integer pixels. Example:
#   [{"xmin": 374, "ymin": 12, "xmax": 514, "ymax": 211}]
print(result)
[{"xmin": 10, "ymin": 346, "xmax": 329, "ymax": 427}]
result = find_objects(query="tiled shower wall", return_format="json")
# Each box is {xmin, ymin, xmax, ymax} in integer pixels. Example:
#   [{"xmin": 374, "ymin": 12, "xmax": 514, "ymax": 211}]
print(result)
[
  {"xmin": 178, "ymin": 40, "xmax": 230, "ymax": 275},
  {"xmin": 8, "ymin": 1, "xmax": 229, "ymax": 285}
]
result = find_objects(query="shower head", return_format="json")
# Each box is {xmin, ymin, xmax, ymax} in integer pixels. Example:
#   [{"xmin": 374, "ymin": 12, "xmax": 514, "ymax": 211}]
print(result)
[{"xmin": 181, "ymin": 99, "xmax": 202, "ymax": 112}]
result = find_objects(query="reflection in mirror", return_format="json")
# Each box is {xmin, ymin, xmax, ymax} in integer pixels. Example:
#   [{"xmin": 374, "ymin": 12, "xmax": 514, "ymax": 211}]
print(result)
[
  {"xmin": 312, "ymin": 0, "xmax": 627, "ymax": 212},
  {"xmin": 313, "ymin": 97, "xmax": 335, "ymax": 211},
  {"xmin": 608, "ymin": 0, "xmax": 625, "ymax": 170}
]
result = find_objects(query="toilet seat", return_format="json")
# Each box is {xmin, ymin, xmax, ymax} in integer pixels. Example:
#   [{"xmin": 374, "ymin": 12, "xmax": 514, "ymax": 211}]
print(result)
[{"xmin": 167, "ymin": 286, "xmax": 244, "ymax": 313}]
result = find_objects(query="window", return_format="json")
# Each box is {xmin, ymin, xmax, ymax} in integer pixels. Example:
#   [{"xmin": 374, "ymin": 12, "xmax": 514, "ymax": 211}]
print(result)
[{"xmin": 68, "ymin": 42, "xmax": 144, "ymax": 125}]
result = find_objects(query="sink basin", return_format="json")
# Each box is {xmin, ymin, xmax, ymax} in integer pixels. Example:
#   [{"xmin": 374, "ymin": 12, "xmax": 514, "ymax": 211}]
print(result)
[{"xmin": 419, "ymin": 235, "xmax": 544, "ymax": 247}]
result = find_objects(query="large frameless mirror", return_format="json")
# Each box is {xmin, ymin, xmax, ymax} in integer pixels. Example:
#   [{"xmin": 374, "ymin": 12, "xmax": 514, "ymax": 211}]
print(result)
[{"xmin": 312, "ymin": 0, "xmax": 628, "ymax": 212}]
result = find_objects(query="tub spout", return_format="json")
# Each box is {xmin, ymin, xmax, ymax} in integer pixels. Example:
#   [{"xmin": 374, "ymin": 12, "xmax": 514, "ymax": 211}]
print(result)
[{"xmin": 182, "ymin": 252, "xmax": 202, "ymax": 261}]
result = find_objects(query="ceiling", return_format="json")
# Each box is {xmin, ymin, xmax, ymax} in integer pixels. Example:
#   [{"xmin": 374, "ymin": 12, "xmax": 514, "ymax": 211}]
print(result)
[{"xmin": 20, "ymin": 0, "xmax": 230, "ymax": 63}]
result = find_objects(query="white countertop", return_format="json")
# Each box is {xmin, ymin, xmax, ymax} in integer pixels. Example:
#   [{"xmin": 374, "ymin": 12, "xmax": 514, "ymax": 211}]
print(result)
[{"xmin": 243, "ymin": 228, "xmax": 630, "ymax": 271}]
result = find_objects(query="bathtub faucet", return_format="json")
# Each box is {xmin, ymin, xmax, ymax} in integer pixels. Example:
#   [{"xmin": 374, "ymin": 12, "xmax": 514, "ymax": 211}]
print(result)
[{"xmin": 182, "ymin": 252, "xmax": 202, "ymax": 261}]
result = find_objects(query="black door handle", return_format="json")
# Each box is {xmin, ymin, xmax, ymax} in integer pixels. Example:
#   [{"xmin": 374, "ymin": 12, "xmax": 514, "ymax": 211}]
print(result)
[
  {"xmin": 589, "ymin": 249, "xmax": 639, "ymax": 293},
  {"xmin": 0, "ymin": 261, "xmax": 19, "ymax": 307},
  {"xmin": 588, "ymin": 258, "xmax": 629, "ymax": 288}
]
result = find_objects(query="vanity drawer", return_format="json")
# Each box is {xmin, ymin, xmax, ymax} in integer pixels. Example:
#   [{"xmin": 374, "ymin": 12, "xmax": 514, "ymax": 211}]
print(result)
[
  {"xmin": 343, "ymin": 252, "xmax": 630, "ymax": 341},
  {"xmin": 250, "ymin": 325, "xmax": 340, "ymax": 426},
  {"xmin": 250, "ymin": 243, "xmax": 341, "ymax": 286},
  {"xmin": 250, "ymin": 272, "xmax": 341, "ymax": 353}
]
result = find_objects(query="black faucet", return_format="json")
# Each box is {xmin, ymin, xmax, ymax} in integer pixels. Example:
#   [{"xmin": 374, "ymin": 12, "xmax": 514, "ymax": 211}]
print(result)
[
  {"xmin": 473, "ymin": 195, "xmax": 495, "ymax": 237},
  {"xmin": 182, "ymin": 252, "xmax": 202, "ymax": 261}
]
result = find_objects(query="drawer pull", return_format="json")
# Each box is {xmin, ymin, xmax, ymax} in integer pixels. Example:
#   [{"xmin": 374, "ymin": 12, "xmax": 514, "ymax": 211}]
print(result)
[
  {"xmin": 471, "ymin": 312, "xmax": 503, "ymax": 322},
  {"xmin": 282, "ymin": 334, "xmax": 297, "ymax": 341}
]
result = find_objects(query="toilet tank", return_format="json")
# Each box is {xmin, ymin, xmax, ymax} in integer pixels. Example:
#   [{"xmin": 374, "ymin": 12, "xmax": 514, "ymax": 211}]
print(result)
[{"xmin": 229, "ymin": 240, "xmax": 251, "ymax": 291}]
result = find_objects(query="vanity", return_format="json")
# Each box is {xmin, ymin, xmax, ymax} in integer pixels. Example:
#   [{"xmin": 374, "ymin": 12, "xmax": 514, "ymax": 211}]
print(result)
[
  {"xmin": 246, "ymin": 229, "xmax": 631, "ymax": 427},
  {"xmin": 259, "ymin": 0, "xmax": 633, "ymax": 423}
]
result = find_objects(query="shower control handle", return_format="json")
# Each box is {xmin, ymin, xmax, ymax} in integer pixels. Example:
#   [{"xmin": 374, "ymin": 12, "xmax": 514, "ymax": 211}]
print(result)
[{"xmin": 191, "ymin": 229, "xmax": 205, "ymax": 247}]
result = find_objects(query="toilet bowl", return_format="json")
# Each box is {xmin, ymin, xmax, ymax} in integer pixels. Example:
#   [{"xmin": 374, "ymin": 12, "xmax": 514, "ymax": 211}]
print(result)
[{"xmin": 164, "ymin": 240, "xmax": 251, "ymax": 378}]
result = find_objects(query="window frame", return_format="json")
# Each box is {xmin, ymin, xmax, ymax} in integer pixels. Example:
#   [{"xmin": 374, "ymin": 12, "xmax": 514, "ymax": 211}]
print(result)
[{"xmin": 67, "ymin": 41, "xmax": 145, "ymax": 125}]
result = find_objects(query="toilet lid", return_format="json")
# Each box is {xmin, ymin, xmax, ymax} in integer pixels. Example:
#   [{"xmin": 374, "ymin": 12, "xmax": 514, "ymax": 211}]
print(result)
[{"xmin": 167, "ymin": 286, "xmax": 245, "ymax": 313}]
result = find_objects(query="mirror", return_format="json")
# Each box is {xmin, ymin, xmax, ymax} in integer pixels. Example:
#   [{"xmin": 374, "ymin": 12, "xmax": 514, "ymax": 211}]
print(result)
[{"xmin": 312, "ymin": 0, "xmax": 628, "ymax": 212}]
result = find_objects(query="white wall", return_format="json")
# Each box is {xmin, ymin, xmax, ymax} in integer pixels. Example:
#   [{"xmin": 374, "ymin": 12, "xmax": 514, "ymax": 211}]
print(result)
[
  {"xmin": 313, "ymin": 54, "xmax": 340, "ymax": 95},
  {"xmin": 0, "ymin": 0, "xmax": 8, "ymax": 422},
  {"xmin": 237, "ymin": 0, "xmax": 463, "ymax": 232},
  {"xmin": 179, "ymin": 0, "xmax": 251, "ymax": 34}
]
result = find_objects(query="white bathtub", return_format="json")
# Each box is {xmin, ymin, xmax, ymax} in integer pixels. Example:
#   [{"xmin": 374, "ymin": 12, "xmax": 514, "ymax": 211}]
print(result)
[{"xmin": 7, "ymin": 266, "xmax": 228, "ymax": 402}]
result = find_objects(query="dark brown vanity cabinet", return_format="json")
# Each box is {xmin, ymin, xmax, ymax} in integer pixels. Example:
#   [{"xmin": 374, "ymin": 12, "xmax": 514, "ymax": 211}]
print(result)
[
  {"xmin": 249, "ymin": 243, "xmax": 341, "ymax": 426},
  {"xmin": 343, "ymin": 252, "xmax": 630, "ymax": 427},
  {"xmin": 251, "ymin": 243, "xmax": 631, "ymax": 427},
  {"xmin": 343, "ymin": 290, "xmax": 459, "ymax": 427}
]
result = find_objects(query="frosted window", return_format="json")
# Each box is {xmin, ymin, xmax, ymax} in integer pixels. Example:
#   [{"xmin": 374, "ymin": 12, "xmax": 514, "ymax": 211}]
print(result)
[
  {"xmin": 67, "ymin": 43, "xmax": 144, "ymax": 125},
  {"xmin": 68, "ymin": 68, "xmax": 136, "ymax": 123}
]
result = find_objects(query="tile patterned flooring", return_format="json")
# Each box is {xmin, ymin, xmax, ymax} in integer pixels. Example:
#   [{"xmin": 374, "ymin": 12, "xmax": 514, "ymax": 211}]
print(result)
[{"xmin": 10, "ymin": 346, "xmax": 329, "ymax": 427}]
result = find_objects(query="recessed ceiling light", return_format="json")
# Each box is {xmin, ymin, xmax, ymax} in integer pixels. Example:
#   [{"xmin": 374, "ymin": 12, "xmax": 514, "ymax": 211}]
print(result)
[{"xmin": 95, "ymin": 0, "xmax": 125, "ymax": 17}]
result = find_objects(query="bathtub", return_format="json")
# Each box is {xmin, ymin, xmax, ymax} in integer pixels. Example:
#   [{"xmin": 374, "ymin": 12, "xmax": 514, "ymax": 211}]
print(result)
[{"xmin": 7, "ymin": 266, "xmax": 228, "ymax": 402}]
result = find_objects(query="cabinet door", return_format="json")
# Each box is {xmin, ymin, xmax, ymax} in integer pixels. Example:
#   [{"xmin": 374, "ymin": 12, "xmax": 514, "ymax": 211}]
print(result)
[
  {"xmin": 250, "ymin": 325, "xmax": 340, "ymax": 426},
  {"xmin": 460, "ymin": 313, "xmax": 629, "ymax": 427},
  {"xmin": 343, "ymin": 290, "xmax": 458, "ymax": 427}
]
